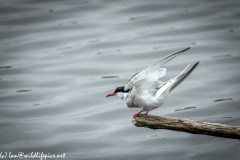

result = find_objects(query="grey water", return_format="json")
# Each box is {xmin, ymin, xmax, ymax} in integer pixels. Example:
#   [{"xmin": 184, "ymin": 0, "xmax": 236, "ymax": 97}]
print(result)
[{"xmin": 0, "ymin": 0, "xmax": 240, "ymax": 160}]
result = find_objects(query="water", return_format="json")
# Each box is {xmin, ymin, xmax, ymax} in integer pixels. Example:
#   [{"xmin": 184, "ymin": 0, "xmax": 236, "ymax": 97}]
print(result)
[{"xmin": 0, "ymin": 0, "xmax": 240, "ymax": 159}]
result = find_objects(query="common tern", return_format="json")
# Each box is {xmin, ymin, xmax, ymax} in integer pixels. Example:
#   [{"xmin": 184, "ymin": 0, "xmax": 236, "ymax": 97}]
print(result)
[{"xmin": 106, "ymin": 47, "xmax": 199, "ymax": 118}]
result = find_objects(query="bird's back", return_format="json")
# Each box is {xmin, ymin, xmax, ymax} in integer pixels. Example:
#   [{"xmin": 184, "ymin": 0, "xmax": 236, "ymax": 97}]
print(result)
[{"xmin": 125, "ymin": 68, "xmax": 166, "ymax": 111}]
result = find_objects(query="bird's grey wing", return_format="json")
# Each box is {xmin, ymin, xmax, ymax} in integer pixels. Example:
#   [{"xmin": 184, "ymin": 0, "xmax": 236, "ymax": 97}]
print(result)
[
  {"xmin": 138, "ymin": 67, "xmax": 166, "ymax": 92},
  {"xmin": 125, "ymin": 47, "xmax": 191, "ymax": 91},
  {"xmin": 124, "ymin": 67, "xmax": 147, "ymax": 91},
  {"xmin": 149, "ymin": 47, "xmax": 191, "ymax": 69}
]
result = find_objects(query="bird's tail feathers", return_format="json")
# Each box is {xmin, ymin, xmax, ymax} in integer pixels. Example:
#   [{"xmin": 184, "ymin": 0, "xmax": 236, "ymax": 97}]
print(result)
[
  {"xmin": 156, "ymin": 78, "xmax": 175, "ymax": 97},
  {"xmin": 169, "ymin": 61, "xmax": 199, "ymax": 93}
]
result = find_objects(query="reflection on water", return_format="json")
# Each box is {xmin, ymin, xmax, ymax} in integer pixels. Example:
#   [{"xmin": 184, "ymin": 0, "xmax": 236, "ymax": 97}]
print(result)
[
  {"xmin": 175, "ymin": 106, "xmax": 196, "ymax": 112},
  {"xmin": 16, "ymin": 90, "xmax": 32, "ymax": 92},
  {"xmin": 213, "ymin": 98, "xmax": 233, "ymax": 102},
  {"xmin": 0, "ymin": 0, "xmax": 240, "ymax": 160},
  {"xmin": 0, "ymin": 66, "xmax": 11, "ymax": 69},
  {"xmin": 213, "ymin": 55, "xmax": 231, "ymax": 58},
  {"xmin": 222, "ymin": 117, "xmax": 233, "ymax": 119},
  {"xmin": 102, "ymin": 76, "xmax": 119, "ymax": 79}
]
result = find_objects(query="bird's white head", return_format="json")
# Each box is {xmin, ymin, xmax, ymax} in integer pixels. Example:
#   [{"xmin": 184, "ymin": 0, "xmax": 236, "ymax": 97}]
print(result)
[{"xmin": 106, "ymin": 86, "xmax": 130, "ymax": 100}]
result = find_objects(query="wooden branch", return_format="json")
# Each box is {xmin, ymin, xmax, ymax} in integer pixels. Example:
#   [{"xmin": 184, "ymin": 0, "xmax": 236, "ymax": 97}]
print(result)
[{"xmin": 132, "ymin": 114, "xmax": 240, "ymax": 139}]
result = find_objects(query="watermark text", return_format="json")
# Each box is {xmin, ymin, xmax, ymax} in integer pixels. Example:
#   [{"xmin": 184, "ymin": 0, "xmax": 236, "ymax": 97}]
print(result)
[{"xmin": 0, "ymin": 152, "xmax": 65, "ymax": 160}]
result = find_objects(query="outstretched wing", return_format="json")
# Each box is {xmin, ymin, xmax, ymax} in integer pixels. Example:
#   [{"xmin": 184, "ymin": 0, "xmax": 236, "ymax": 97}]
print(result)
[{"xmin": 125, "ymin": 47, "xmax": 191, "ymax": 91}]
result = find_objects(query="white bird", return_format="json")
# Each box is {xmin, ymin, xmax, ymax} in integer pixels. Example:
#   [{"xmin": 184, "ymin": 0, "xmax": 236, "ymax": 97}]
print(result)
[{"xmin": 106, "ymin": 47, "xmax": 199, "ymax": 118}]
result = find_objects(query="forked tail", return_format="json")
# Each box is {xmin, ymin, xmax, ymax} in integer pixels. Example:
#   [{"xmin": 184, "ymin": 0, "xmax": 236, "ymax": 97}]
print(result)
[{"xmin": 169, "ymin": 61, "xmax": 199, "ymax": 93}]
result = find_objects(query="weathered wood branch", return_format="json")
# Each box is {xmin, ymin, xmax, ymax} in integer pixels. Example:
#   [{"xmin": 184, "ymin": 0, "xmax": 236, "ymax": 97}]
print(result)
[{"xmin": 132, "ymin": 114, "xmax": 240, "ymax": 139}]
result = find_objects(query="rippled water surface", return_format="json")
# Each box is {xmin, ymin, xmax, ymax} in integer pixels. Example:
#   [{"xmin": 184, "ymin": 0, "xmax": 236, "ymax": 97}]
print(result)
[{"xmin": 0, "ymin": 0, "xmax": 240, "ymax": 160}]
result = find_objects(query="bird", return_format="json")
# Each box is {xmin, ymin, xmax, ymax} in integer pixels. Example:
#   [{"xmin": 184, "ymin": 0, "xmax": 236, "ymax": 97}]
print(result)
[{"xmin": 106, "ymin": 47, "xmax": 199, "ymax": 119}]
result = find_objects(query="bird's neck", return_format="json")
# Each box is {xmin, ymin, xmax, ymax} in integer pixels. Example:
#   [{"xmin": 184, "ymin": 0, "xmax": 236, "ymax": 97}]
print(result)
[
  {"xmin": 116, "ymin": 92, "xmax": 129, "ymax": 101},
  {"xmin": 122, "ymin": 92, "xmax": 129, "ymax": 101}
]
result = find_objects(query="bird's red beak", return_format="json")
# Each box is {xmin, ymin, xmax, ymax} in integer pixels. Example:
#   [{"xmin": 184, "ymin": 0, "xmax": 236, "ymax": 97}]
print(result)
[{"xmin": 106, "ymin": 92, "xmax": 116, "ymax": 97}]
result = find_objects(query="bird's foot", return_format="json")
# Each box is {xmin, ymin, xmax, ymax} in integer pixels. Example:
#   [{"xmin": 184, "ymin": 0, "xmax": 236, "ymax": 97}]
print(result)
[
  {"xmin": 145, "ymin": 111, "xmax": 149, "ymax": 115},
  {"xmin": 133, "ymin": 110, "xmax": 142, "ymax": 119}
]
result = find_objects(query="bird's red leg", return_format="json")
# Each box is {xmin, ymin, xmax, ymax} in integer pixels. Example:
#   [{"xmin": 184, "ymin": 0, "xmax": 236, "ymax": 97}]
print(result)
[
  {"xmin": 133, "ymin": 110, "xmax": 142, "ymax": 119},
  {"xmin": 145, "ymin": 111, "xmax": 149, "ymax": 115}
]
